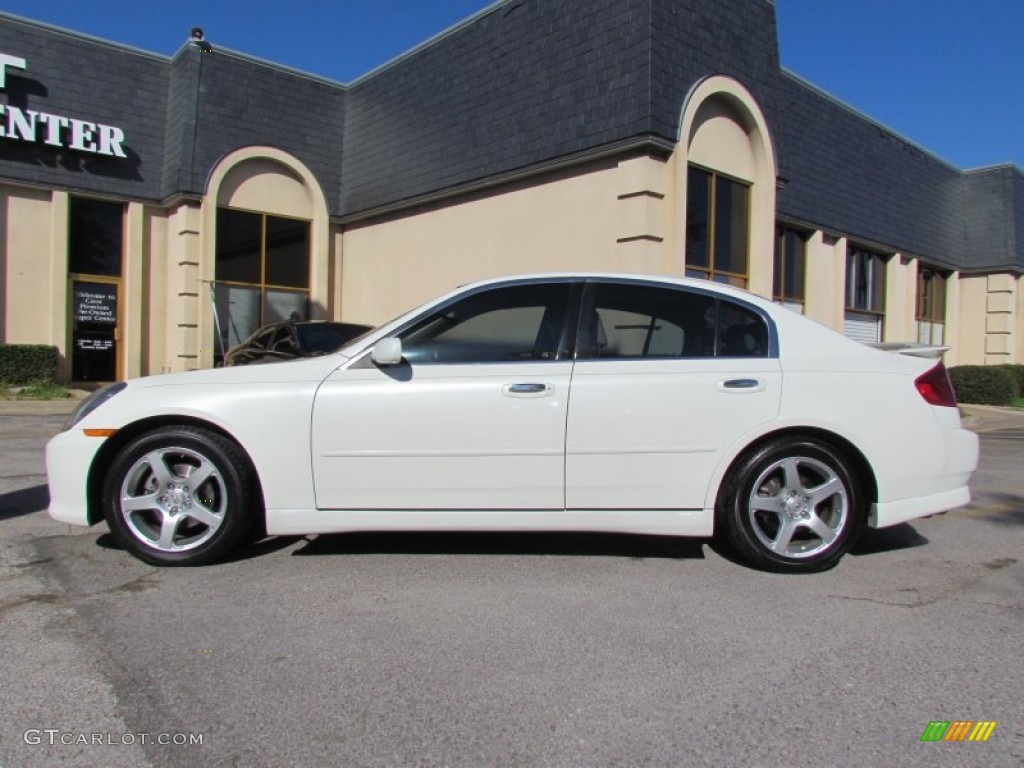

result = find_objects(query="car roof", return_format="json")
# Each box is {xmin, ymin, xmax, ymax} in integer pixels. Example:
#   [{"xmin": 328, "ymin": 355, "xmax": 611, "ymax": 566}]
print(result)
[{"xmin": 452, "ymin": 272, "xmax": 775, "ymax": 309}]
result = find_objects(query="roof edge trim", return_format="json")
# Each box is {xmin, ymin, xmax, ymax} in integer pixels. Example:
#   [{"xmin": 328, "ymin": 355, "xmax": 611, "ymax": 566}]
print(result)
[
  {"xmin": 347, "ymin": 0, "xmax": 512, "ymax": 87},
  {"xmin": 0, "ymin": 11, "xmax": 171, "ymax": 62},
  {"xmin": 780, "ymin": 67, "xmax": 961, "ymax": 174}
]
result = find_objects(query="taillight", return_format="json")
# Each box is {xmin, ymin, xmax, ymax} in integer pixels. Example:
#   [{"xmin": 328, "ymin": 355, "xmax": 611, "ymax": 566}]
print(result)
[{"xmin": 915, "ymin": 362, "xmax": 957, "ymax": 407}]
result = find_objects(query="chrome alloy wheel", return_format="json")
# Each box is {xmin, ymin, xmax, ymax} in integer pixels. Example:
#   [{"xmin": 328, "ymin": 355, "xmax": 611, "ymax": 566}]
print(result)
[
  {"xmin": 119, "ymin": 446, "xmax": 227, "ymax": 553},
  {"xmin": 746, "ymin": 455, "xmax": 849, "ymax": 559}
]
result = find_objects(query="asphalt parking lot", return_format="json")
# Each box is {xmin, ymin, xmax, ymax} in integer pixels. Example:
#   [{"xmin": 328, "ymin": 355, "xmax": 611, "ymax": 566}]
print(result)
[{"xmin": 1, "ymin": 400, "xmax": 1022, "ymax": 767}]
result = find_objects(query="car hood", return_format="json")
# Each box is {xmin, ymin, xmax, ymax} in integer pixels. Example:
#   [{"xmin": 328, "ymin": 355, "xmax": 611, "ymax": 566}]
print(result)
[{"xmin": 127, "ymin": 353, "xmax": 350, "ymax": 390}]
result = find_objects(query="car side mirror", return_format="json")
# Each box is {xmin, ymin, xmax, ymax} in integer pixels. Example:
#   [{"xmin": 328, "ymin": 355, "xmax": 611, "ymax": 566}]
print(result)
[{"xmin": 371, "ymin": 338, "xmax": 403, "ymax": 366}]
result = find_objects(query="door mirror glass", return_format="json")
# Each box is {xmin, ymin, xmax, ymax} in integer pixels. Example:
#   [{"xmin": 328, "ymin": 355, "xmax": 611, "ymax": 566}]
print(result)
[{"xmin": 371, "ymin": 338, "xmax": 403, "ymax": 366}]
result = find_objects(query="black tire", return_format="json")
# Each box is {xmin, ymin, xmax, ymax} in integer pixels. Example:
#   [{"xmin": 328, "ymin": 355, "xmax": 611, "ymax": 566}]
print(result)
[
  {"xmin": 718, "ymin": 437, "xmax": 864, "ymax": 573},
  {"xmin": 102, "ymin": 426, "xmax": 256, "ymax": 566}
]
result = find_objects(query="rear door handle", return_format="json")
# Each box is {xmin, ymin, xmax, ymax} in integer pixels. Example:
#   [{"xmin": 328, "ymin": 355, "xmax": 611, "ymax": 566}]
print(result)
[
  {"xmin": 718, "ymin": 378, "xmax": 765, "ymax": 393},
  {"xmin": 503, "ymin": 382, "xmax": 553, "ymax": 397}
]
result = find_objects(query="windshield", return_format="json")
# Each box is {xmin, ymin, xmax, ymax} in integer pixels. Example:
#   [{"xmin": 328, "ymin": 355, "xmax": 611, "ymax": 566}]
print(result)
[{"xmin": 296, "ymin": 323, "xmax": 374, "ymax": 353}]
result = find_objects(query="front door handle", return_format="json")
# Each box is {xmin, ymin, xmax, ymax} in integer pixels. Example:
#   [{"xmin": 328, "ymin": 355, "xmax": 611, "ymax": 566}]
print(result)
[{"xmin": 503, "ymin": 383, "xmax": 553, "ymax": 398}]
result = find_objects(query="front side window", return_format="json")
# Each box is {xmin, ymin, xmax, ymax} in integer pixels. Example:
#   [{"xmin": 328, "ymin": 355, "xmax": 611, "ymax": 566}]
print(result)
[
  {"xmin": 214, "ymin": 208, "xmax": 310, "ymax": 361},
  {"xmin": 916, "ymin": 267, "xmax": 948, "ymax": 344},
  {"xmin": 686, "ymin": 166, "xmax": 750, "ymax": 287},
  {"xmin": 774, "ymin": 225, "xmax": 807, "ymax": 308},
  {"xmin": 398, "ymin": 282, "xmax": 573, "ymax": 364},
  {"xmin": 578, "ymin": 282, "xmax": 769, "ymax": 360}
]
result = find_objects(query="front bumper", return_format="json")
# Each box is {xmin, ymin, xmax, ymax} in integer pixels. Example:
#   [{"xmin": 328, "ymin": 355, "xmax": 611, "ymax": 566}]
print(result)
[{"xmin": 46, "ymin": 429, "xmax": 107, "ymax": 526}]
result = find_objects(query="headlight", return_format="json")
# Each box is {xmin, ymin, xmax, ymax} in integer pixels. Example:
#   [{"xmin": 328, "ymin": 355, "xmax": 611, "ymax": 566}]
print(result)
[{"xmin": 63, "ymin": 381, "xmax": 127, "ymax": 431}]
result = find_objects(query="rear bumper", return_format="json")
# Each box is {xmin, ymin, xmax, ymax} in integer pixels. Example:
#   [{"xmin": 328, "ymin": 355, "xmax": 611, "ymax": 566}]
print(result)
[
  {"xmin": 871, "ymin": 485, "xmax": 971, "ymax": 529},
  {"xmin": 870, "ymin": 426, "xmax": 978, "ymax": 528}
]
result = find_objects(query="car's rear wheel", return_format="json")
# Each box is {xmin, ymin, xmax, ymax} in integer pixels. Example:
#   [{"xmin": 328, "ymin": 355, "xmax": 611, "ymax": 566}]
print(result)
[
  {"xmin": 102, "ymin": 426, "xmax": 255, "ymax": 566},
  {"xmin": 719, "ymin": 437, "xmax": 864, "ymax": 573}
]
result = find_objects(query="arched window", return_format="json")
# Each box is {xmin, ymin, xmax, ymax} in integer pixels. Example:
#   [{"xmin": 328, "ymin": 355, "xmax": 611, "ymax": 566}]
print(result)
[
  {"xmin": 213, "ymin": 208, "xmax": 310, "ymax": 361},
  {"xmin": 678, "ymin": 77, "xmax": 776, "ymax": 298}
]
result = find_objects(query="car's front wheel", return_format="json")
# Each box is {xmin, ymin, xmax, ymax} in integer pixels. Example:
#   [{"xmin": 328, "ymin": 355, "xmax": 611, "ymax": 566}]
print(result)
[
  {"xmin": 719, "ymin": 437, "xmax": 864, "ymax": 573},
  {"xmin": 102, "ymin": 426, "xmax": 256, "ymax": 566}
]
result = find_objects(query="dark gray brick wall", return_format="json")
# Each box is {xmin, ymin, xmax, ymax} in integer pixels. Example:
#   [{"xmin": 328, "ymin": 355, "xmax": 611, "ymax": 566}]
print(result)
[
  {"xmin": 175, "ymin": 48, "xmax": 347, "ymax": 210},
  {"xmin": 963, "ymin": 166, "xmax": 1023, "ymax": 271},
  {"xmin": 1015, "ymin": 169, "xmax": 1023, "ymax": 270},
  {"xmin": 771, "ymin": 73, "xmax": 965, "ymax": 267},
  {"xmin": 162, "ymin": 46, "xmax": 201, "ymax": 198},
  {"xmin": 341, "ymin": 0, "xmax": 654, "ymax": 214},
  {"xmin": 649, "ymin": 0, "xmax": 780, "ymax": 139},
  {"xmin": 0, "ymin": 14, "xmax": 168, "ymax": 199}
]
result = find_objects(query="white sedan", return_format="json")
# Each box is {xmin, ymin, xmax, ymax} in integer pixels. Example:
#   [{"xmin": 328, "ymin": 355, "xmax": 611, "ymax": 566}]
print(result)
[{"xmin": 47, "ymin": 274, "xmax": 979, "ymax": 572}]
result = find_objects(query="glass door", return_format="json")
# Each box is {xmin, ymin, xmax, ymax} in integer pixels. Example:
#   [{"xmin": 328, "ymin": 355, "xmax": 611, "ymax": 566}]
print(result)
[
  {"xmin": 69, "ymin": 276, "xmax": 120, "ymax": 382},
  {"xmin": 66, "ymin": 197, "xmax": 124, "ymax": 384}
]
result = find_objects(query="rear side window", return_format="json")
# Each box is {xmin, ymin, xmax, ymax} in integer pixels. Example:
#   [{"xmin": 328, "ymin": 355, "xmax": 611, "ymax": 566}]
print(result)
[{"xmin": 578, "ymin": 282, "xmax": 769, "ymax": 359}]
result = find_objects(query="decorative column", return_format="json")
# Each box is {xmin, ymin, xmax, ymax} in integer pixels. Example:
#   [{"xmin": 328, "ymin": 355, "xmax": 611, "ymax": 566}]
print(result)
[
  {"xmin": 883, "ymin": 254, "xmax": 916, "ymax": 343},
  {"xmin": 804, "ymin": 233, "xmax": 845, "ymax": 332},
  {"xmin": 615, "ymin": 154, "xmax": 668, "ymax": 274},
  {"xmin": 984, "ymin": 273, "xmax": 1016, "ymax": 364},
  {"xmin": 122, "ymin": 202, "xmax": 145, "ymax": 379},
  {"xmin": 168, "ymin": 203, "xmax": 201, "ymax": 372},
  {"xmin": 48, "ymin": 191, "xmax": 69, "ymax": 380}
]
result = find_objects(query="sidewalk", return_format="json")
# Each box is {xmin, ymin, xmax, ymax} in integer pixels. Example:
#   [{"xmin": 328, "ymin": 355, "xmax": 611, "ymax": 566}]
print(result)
[
  {"xmin": 0, "ymin": 398, "xmax": 79, "ymax": 416},
  {"xmin": 959, "ymin": 404, "xmax": 1024, "ymax": 433}
]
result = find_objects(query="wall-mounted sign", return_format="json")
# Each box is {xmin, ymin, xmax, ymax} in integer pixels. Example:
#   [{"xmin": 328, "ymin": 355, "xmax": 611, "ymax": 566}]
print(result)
[
  {"xmin": 0, "ymin": 53, "xmax": 127, "ymax": 158},
  {"xmin": 75, "ymin": 337, "xmax": 113, "ymax": 351},
  {"xmin": 73, "ymin": 282, "xmax": 118, "ymax": 325}
]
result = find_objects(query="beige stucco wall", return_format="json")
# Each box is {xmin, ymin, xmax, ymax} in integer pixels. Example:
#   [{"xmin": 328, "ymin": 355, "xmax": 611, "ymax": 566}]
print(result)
[
  {"xmin": 955, "ymin": 275, "xmax": 987, "ymax": 364},
  {"xmin": 341, "ymin": 159, "xmax": 648, "ymax": 324},
  {"xmin": 141, "ymin": 207, "xmax": 169, "ymax": 375},
  {"xmin": 984, "ymin": 273, "xmax": 1017, "ymax": 364},
  {"xmin": 1, "ymin": 185, "xmax": 58, "ymax": 347},
  {"xmin": 883, "ymin": 255, "xmax": 916, "ymax": 342},
  {"xmin": 944, "ymin": 273, "xmax": 963, "ymax": 366},
  {"xmin": 803, "ymin": 234, "xmax": 845, "ymax": 331},
  {"xmin": 1017, "ymin": 274, "xmax": 1024, "ymax": 363}
]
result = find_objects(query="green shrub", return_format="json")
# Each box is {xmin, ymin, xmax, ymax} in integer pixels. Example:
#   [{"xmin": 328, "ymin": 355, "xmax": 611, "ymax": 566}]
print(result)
[
  {"xmin": 0, "ymin": 344, "xmax": 59, "ymax": 385},
  {"xmin": 948, "ymin": 365, "xmax": 1017, "ymax": 406},
  {"xmin": 997, "ymin": 364, "xmax": 1024, "ymax": 397}
]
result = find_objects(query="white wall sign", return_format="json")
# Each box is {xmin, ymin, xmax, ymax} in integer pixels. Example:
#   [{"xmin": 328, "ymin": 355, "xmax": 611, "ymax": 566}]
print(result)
[{"xmin": 0, "ymin": 53, "xmax": 128, "ymax": 158}]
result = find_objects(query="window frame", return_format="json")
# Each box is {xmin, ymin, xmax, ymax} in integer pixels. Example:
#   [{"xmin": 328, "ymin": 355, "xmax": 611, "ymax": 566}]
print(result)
[
  {"xmin": 845, "ymin": 245, "xmax": 888, "ymax": 316},
  {"xmin": 685, "ymin": 165, "xmax": 752, "ymax": 288},
  {"xmin": 915, "ymin": 266, "xmax": 948, "ymax": 324},
  {"xmin": 68, "ymin": 196, "xmax": 125, "ymax": 278},
  {"xmin": 575, "ymin": 279, "xmax": 777, "ymax": 361},
  {"xmin": 393, "ymin": 280, "xmax": 582, "ymax": 366},
  {"xmin": 214, "ymin": 207, "xmax": 312, "ymax": 358},
  {"xmin": 915, "ymin": 265, "xmax": 948, "ymax": 345},
  {"xmin": 773, "ymin": 224, "xmax": 808, "ymax": 305}
]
